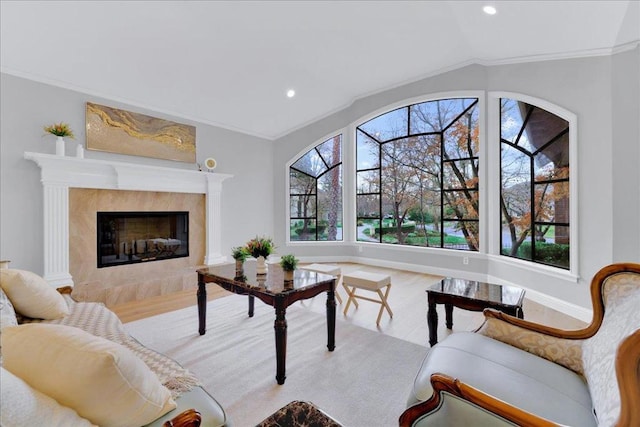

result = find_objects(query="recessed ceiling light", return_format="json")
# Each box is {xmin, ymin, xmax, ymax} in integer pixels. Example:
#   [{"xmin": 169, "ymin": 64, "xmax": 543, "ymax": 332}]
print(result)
[
  {"xmin": 483, "ymin": 5, "xmax": 497, "ymax": 15},
  {"xmin": 286, "ymin": 89, "xmax": 296, "ymax": 98}
]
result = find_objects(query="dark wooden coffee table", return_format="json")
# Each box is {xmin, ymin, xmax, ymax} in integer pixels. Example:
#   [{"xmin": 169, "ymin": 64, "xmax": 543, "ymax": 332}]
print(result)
[
  {"xmin": 197, "ymin": 262, "xmax": 336, "ymax": 384},
  {"xmin": 427, "ymin": 277, "xmax": 525, "ymax": 346}
]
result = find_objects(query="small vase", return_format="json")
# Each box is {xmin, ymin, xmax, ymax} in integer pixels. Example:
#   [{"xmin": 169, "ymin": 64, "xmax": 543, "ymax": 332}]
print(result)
[
  {"xmin": 256, "ymin": 255, "xmax": 268, "ymax": 275},
  {"xmin": 76, "ymin": 143, "xmax": 85, "ymax": 158},
  {"xmin": 55, "ymin": 136, "xmax": 65, "ymax": 156},
  {"xmin": 284, "ymin": 270, "xmax": 294, "ymax": 284},
  {"xmin": 235, "ymin": 259, "xmax": 244, "ymax": 274}
]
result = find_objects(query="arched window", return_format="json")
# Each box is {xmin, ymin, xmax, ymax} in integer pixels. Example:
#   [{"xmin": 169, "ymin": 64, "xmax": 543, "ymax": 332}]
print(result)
[
  {"xmin": 356, "ymin": 98, "xmax": 479, "ymax": 250},
  {"xmin": 289, "ymin": 135, "xmax": 342, "ymax": 241},
  {"xmin": 500, "ymin": 98, "xmax": 570, "ymax": 269}
]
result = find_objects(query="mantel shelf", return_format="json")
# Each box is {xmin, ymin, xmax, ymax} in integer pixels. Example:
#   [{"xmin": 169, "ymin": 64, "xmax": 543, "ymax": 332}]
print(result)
[{"xmin": 24, "ymin": 151, "xmax": 232, "ymax": 194}]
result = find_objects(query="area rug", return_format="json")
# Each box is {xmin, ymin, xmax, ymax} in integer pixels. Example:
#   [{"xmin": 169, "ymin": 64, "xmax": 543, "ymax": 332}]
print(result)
[{"xmin": 125, "ymin": 295, "xmax": 429, "ymax": 427}]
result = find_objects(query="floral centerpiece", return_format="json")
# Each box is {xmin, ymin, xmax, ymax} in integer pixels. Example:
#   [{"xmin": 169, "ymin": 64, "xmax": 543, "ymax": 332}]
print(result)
[
  {"xmin": 245, "ymin": 236, "xmax": 275, "ymax": 275},
  {"xmin": 245, "ymin": 236, "xmax": 275, "ymax": 259}
]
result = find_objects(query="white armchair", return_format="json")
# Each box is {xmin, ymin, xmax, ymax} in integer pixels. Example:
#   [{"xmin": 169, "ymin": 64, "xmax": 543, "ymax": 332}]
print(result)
[{"xmin": 400, "ymin": 263, "xmax": 640, "ymax": 427}]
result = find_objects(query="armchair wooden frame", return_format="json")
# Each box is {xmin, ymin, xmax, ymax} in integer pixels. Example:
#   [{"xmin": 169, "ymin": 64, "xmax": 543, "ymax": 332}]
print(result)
[
  {"xmin": 399, "ymin": 263, "xmax": 640, "ymax": 427},
  {"xmin": 162, "ymin": 409, "xmax": 202, "ymax": 427}
]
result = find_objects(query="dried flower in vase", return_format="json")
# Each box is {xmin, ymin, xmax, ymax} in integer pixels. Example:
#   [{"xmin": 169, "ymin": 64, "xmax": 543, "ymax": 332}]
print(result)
[{"xmin": 43, "ymin": 122, "xmax": 75, "ymax": 139}]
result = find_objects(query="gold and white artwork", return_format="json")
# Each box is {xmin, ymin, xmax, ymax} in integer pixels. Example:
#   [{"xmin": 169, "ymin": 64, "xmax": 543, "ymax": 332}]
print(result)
[{"xmin": 86, "ymin": 102, "xmax": 196, "ymax": 163}]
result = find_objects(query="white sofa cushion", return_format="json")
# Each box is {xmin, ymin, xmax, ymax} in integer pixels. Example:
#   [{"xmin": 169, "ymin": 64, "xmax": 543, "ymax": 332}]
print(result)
[
  {"xmin": 0, "ymin": 366, "xmax": 96, "ymax": 427},
  {"xmin": 0, "ymin": 269, "xmax": 69, "ymax": 319},
  {"xmin": 1, "ymin": 323, "xmax": 176, "ymax": 427}
]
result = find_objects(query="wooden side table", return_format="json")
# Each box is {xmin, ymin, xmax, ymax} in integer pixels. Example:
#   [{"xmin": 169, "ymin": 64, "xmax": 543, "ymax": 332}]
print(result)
[{"xmin": 427, "ymin": 277, "xmax": 525, "ymax": 347}]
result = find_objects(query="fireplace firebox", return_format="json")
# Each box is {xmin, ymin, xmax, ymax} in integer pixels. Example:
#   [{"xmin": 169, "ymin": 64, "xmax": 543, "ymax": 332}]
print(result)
[{"xmin": 97, "ymin": 211, "xmax": 189, "ymax": 268}]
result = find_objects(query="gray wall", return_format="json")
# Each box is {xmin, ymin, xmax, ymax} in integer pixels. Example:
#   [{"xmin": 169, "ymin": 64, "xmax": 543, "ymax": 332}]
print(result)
[
  {"xmin": 272, "ymin": 49, "xmax": 640, "ymax": 313},
  {"xmin": 0, "ymin": 74, "xmax": 274, "ymax": 275},
  {"xmin": 612, "ymin": 46, "xmax": 640, "ymax": 262},
  {"xmin": 2, "ymin": 46, "xmax": 638, "ymax": 315}
]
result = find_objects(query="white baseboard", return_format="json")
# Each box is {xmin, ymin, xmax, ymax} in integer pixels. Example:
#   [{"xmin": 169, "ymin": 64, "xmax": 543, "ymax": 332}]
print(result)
[{"xmin": 297, "ymin": 255, "xmax": 593, "ymax": 323}]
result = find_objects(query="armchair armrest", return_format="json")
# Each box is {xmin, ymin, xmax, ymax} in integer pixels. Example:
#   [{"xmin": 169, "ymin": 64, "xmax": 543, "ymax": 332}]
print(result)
[
  {"xmin": 480, "ymin": 309, "xmax": 591, "ymax": 339},
  {"xmin": 162, "ymin": 409, "xmax": 201, "ymax": 427},
  {"xmin": 399, "ymin": 373, "xmax": 559, "ymax": 427}
]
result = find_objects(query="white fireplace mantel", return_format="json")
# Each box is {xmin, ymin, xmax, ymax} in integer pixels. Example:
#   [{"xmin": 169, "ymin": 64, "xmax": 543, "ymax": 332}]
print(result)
[{"xmin": 25, "ymin": 152, "xmax": 232, "ymax": 287}]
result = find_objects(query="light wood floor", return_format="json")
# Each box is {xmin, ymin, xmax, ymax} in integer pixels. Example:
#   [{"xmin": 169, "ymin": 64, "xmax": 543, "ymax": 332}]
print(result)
[{"xmin": 111, "ymin": 262, "xmax": 588, "ymax": 346}]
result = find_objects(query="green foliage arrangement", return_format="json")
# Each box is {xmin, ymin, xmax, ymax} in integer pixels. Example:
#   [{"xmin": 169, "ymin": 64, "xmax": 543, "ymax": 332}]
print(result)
[
  {"xmin": 245, "ymin": 236, "xmax": 275, "ymax": 258},
  {"xmin": 279, "ymin": 254, "xmax": 299, "ymax": 271},
  {"xmin": 44, "ymin": 122, "xmax": 75, "ymax": 139},
  {"xmin": 231, "ymin": 246, "xmax": 249, "ymax": 262}
]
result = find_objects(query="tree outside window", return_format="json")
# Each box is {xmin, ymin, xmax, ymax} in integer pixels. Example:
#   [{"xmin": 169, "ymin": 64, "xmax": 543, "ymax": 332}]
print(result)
[
  {"xmin": 290, "ymin": 135, "xmax": 342, "ymax": 241},
  {"xmin": 500, "ymin": 98, "xmax": 570, "ymax": 269},
  {"xmin": 356, "ymin": 98, "xmax": 479, "ymax": 251}
]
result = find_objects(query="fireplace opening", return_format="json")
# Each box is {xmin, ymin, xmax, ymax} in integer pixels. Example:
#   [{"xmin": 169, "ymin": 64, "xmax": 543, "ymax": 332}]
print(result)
[{"xmin": 97, "ymin": 211, "xmax": 189, "ymax": 268}]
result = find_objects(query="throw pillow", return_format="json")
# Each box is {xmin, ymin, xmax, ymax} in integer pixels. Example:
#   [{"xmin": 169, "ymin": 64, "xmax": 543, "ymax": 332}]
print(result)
[
  {"xmin": 0, "ymin": 287, "xmax": 18, "ymax": 328},
  {"xmin": 2, "ymin": 323, "xmax": 176, "ymax": 427},
  {"xmin": 0, "ymin": 269, "xmax": 69, "ymax": 319},
  {"xmin": 0, "ymin": 366, "xmax": 96, "ymax": 427},
  {"xmin": 0, "ymin": 287, "xmax": 18, "ymax": 362}
]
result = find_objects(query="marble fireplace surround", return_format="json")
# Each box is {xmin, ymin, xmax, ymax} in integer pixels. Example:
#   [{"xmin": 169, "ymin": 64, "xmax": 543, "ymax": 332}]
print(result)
[{"xmin": 25, "ymin": 152, "xmax": 232, "ymax": 303}]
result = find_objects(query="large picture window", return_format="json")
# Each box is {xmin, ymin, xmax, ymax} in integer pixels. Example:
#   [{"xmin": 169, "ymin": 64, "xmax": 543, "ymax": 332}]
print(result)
[
  {"xmin": 500, "ymin": 98, "xmax": 570, "ymax": 269},
  {"xmin": 356, "ymin": 98, "xmax": 479, "ymax": 251},
  {"xmin": 289, "ymin": 135, "xmax": 343, "ymax": 241}
]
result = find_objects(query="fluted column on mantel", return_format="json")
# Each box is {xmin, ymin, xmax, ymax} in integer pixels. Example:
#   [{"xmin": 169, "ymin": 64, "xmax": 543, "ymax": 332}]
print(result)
[
  {"xmin": 43, "ymin": 183, "xmax": 74, "ymax": 287},
  {"xmin": 204, "ymin": 174, "xmax": 227, "ymax": 265}
]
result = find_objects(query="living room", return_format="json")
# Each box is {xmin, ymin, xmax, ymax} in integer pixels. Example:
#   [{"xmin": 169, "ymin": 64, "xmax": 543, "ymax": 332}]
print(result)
[{"xmin": 1, "ymin": 1, "xmax": 639, "ymax": 426}]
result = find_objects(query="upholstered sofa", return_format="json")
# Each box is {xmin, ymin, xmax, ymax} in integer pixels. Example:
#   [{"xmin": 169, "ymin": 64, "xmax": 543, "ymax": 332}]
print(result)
[
  {"xmin": 0, "ymin": 268, "xmax": 228, "ymax": 427},
  {"xmin": 400, "ymin": 263, "xmax": 640, "ymax": 427}
]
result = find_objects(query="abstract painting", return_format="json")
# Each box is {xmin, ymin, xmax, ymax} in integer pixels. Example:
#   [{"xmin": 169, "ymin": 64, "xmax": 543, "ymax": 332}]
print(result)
[{"xmin": 86, "ymin": 102, "xmax": 196, "ymax": 163}]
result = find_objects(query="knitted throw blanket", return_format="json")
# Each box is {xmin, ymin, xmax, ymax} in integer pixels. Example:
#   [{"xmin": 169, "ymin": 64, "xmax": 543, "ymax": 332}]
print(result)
[{"xmin": 27, "ymin": 296, "xmax": 200, "ymax": 399}]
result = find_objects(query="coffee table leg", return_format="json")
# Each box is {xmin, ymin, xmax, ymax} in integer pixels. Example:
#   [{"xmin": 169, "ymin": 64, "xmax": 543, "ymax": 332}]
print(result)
[
  {"xmin": 445, "ymin": 303, "xmax": 453, "ymax": 329},
  {"xmin": 248, "ymin": 295, "xmax": 255, "ymax": 317},
  {"xmin": 274, "ymin": 305, "xmax": 288, "ymax": 385},
  {"xmin": 427, "ymin": 299, "xmax": 438, "ymax": 347},
  {"xmin": 197, "ymin": 278, "xmax": 207, "ymax": 336},
  {"xmin": 326, "ymin": 286, "xmax": 336, "ymax": 351}
]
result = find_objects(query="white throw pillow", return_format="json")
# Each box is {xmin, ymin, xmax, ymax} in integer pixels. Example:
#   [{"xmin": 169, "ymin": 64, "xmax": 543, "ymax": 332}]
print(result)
[
  {"xmin": 0, "ymin": 366, "xmax": 96, "ymax": 427},
  {"xmin": 0, "ymin": 269, "xmax": 69, "ymax": 319},
  {"xmin": 1, "ymin": 324, "xmax": 176, "ymax": 427}
]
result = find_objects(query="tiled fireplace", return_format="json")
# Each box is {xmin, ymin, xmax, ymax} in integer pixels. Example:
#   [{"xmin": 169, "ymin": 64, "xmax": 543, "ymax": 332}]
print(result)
[{"xmin": 25, "ymin": 152, "xmax": 231, "ymax": 305}]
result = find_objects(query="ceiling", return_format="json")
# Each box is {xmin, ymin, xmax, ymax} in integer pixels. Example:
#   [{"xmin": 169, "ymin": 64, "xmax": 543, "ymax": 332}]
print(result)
[{"xmin": 1, "ymin": 1, "xmax": 637, "ymax": 140}]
